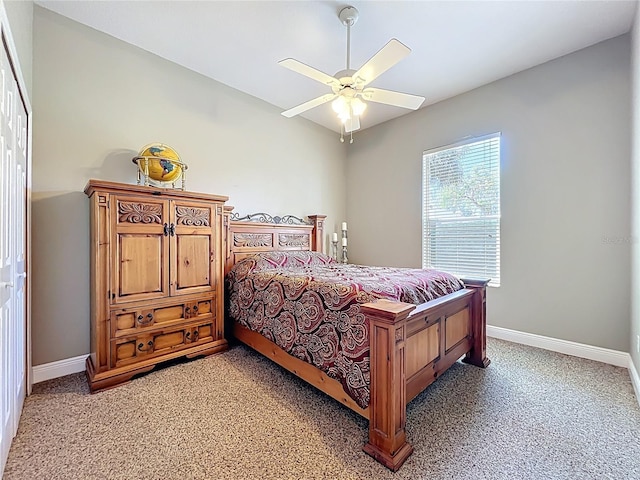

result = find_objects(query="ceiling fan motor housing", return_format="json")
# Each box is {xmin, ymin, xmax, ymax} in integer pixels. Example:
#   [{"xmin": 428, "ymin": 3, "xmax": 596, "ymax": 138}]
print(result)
[{"xmin": 332, "ymin": 69, "xmax": 358, "ymax": 93}]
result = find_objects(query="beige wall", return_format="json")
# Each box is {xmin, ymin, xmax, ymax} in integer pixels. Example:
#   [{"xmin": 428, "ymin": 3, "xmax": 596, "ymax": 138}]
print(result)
[
  {"xmin": 631, "ymin": 6, "xmax": 640, "ymax": 373},
  {"xmin": 347, "ymin": 35, "xmax": 631, "ymax": 352},
  {"xmin": 32, "ymin": 7, "xmax": 347, "ymax": 365},
  {"xmin": 31, "ymin": 5, "xmax": 635, "ymax": 364},
  {"xmin": 2, "ymin": 0, "xmax": 32, "ymax": 97}
]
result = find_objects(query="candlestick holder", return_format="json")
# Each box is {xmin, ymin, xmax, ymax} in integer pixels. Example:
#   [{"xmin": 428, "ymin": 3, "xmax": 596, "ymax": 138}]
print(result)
[
  {"xmin": 331, "ymin": 239, "xmax": 338, "ymax": 261},
  {"xmin": 341, "ymin": 228, "xmax": 348, "ymax": 264}
]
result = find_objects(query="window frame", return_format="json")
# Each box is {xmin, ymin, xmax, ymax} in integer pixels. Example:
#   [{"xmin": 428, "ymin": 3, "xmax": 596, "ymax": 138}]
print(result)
[{"xmin": 421, "ymin": 132, "xmax": 501, "ymax": 287}]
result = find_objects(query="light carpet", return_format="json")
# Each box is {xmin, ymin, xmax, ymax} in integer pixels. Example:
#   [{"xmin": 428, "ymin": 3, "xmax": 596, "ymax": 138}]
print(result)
[{"xmin": 4, "ymin": 338, "xmax": 640, "ymax": 480}]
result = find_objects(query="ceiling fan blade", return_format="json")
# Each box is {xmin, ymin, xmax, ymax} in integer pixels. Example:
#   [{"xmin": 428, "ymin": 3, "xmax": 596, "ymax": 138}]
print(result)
[
  {"xmin": 281, "ymin": 93, "xmax": 337, "ymax": 118},
  {"xmin": 352, "ymin": 39, "xmax": 411, "ymax": 87},
  {"xmin": 279, "ymin": 58, "xmax": 340, "ymax": 88},
  {"xmin": 344, "ymin": 116, "xmax": 360, "ymax": 133},
  {"xmin": 362, "ymin": 87, "xmax": 425, "ymax": 110}
]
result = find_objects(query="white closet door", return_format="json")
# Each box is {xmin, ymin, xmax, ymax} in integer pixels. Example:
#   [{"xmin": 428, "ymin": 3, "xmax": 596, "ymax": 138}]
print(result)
[
  {"xmin": 13, "ymin": 60, "xmax": 27, "ymax": 433},
  {"xmin": 0, "ymin": 26, "xmax": 28, "ymax": 476}
]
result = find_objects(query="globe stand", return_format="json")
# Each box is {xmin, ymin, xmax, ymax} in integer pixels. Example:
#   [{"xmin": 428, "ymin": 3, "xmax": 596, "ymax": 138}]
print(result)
[{"xmin": 132, "ymin": 155, "xmax": 188, "ymax": 190}]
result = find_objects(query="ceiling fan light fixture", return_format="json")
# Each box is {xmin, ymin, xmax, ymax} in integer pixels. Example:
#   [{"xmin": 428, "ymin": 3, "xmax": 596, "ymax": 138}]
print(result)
[
  {"xmin": 351, "ymin": 97, "xmax": 367, "ymax": 116},
  {"xmin": 332, "ymin": 95, "xmax": 347, "ymax": 114},
  {"xmin": 338, "ymin": 109, "xmax": 351, "ymax": 123},
  {"xmin": 333, "ymin": 96, "xmax": 366, "ymax": 123}
]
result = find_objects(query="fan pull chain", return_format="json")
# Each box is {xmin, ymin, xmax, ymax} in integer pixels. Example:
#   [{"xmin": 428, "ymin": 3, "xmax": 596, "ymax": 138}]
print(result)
[
  {"xmin": 350, "ymin": 130, "xmax": 354, "ymax": 144},
  {"xmin": 340, "ymin": 124, "xmax": 345, "ymax": 143}
]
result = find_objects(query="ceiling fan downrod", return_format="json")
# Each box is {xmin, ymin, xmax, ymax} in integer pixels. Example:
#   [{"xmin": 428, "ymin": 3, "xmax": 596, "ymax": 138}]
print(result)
[
  {"xmin": 339, "ymin": 6, "xmax": 359, "ymax": 71},
  {"xmin": 338, "ymin": 6, "xmax": 359, "ymax": 143}
]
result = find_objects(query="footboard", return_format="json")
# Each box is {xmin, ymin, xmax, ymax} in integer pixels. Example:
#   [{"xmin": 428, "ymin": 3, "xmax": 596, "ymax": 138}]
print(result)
[{"xmin": 361, "ymin": 279, "xmax": 489, "ymax": 471}]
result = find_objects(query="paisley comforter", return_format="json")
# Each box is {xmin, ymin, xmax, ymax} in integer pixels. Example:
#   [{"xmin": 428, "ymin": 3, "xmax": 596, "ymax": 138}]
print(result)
[{"xmin": 226, "ymin": 251, "xmax": 464, "ymax": 409}]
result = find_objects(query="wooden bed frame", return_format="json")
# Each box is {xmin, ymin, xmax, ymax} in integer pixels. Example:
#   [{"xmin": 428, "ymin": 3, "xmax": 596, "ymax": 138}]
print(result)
[{"xmin": 223, "ymin": 209, "xmax": 490, "ymax": 471}]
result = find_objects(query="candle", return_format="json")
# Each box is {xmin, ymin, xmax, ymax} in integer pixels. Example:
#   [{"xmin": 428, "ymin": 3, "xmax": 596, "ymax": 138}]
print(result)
[
  {"xmin": 342, "ymin": 237, "xmax": 348, "ymax": 246},
  {"xmin": 332, "ymin": 232, "xmax": 338, "ymax": 242},
  {"xmin": 342, "ymin": 222, "xmax": 347, "ymax": 231}
]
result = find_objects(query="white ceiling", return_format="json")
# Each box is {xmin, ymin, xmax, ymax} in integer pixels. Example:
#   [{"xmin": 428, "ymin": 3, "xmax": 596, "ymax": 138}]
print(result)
[{"xmin": 35, "ymin": 0, "xmax": 637, "ymax": 133}]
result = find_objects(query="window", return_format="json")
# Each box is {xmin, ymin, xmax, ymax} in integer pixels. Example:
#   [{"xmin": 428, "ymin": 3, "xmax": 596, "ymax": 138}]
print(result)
[{"xmin": 422, "ymin": 132, "xmax": 501, "ymax": 286}]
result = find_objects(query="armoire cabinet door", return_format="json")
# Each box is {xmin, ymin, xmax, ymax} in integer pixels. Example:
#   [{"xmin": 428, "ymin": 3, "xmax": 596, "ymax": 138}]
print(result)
[
  {"xmin": 111, "ymin": 195, "xmax": 170, "ymax": 304},
  {"xmin": 170, "ymin": 200, "xmax": 218, "ymax": 296}
]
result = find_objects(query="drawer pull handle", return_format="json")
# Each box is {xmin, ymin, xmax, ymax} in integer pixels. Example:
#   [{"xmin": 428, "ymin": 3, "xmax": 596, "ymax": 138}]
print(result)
[
  {"xmin": 137, "ymin": 313, "xmax": 154, "ymax": 325},
  {"xmin": 192, "ymin": 305, "xmax": 198, "ymax": 312},
  {"xmin": 163, "ymin": 223, "xmax": 169, "ymax": 236},
  {"xmin": 186, "ymin": 331, "xmax": 191, "ymax": 339},
  {"xmin": 193, "ymin": 330, "xmax": 199, "ymax": 340},
  {"xmin": 137, "ymin": 341, "xmax": 154, "ymax": 352}
]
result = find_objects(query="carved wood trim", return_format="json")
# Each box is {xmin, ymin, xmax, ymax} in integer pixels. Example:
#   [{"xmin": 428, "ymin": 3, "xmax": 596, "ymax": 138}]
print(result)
[
  {"xmin": 118, "ymin": 201, "xmax": 162, "ymax": 224},
  {"xmin": 395, "ymin": 326, "xmax": 404, "ymax": 344},
  {"xmin": 176, "ymin": 206, "xmax": 210, "ymax": 226},
  {"xmin": 278, "ymin": 233, "xmax": 309, "ymax": 248},
  {"xmin": 234, "ymin": 233, "xmax": 273, "ymax": 248}
]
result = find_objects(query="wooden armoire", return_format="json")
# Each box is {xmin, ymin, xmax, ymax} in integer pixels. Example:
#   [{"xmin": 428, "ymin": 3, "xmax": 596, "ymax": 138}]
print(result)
[{"xmin": 84, "ymin": 179, "xmax": 228, "ymax": 392}]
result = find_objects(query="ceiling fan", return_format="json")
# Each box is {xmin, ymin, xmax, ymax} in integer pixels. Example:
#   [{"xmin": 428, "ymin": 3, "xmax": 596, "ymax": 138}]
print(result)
[{"xmin": 279, "ymin": 5, "xmax": 425, "ymax": 141}]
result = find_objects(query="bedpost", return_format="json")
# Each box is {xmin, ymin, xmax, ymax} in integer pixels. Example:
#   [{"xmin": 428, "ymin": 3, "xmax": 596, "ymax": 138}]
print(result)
[
  {"xmin": 223, "ymin": 206, "xmax": 234, "ymax": 274},
  {"xmin": 307, "ymin": 215, "xmax": 326, "ymax": 253},
  {"xmin": 461, "ymin": 279, "xmax": 491, "ymax": 368},
  {"xmin": 361, "ymin": 299, "xmax": 416, "ymax": 471}
]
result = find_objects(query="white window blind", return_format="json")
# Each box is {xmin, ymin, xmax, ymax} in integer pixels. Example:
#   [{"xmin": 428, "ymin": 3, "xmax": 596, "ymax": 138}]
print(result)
[{"xmin": 422, "ymin": 132, "xmax": 501, "ymax": 286}]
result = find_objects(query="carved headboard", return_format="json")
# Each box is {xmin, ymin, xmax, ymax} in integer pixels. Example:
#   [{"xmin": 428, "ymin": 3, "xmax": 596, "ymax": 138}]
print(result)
[{"xmin": 223, "ymin": 207, "xmax": 326, "ymax": 274}]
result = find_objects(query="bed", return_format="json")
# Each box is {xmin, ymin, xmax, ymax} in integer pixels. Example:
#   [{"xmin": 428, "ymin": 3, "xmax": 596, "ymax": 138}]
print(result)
[{"xmin": 223, "ymin": 210, "xmax": 490, "ymax": 471}]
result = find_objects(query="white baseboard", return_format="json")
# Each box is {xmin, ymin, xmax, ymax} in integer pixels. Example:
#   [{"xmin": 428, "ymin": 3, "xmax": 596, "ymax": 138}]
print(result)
[
  {"xmin": 629, "ymin": 358, "xmax": 640, "ymax": 408},
  {"xmin": 487, "ymin": 325, "xmax": 629, "ymax": 368},
  {"xmin": 487, "ymin": 325, "xmax": 639, "ymax": 407},
  {"xmin": 32, "ymin": 354, "xmax": 87, "ymax": 384}
]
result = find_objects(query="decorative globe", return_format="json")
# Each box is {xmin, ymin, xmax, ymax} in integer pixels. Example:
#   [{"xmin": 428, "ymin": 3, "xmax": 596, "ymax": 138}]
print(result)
[{"xmin": 133, "ymin": 143, "xmax": 185, "ymax": 184}]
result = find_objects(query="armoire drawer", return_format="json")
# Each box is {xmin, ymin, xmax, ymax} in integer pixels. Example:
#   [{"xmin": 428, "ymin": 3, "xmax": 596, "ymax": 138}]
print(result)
[
  {"xmin": 110, "ymin": 297, "xmax": 215, "ymax": 338},
  {"xmin": 110, "ymin": 320, "xmax": 215, "ymax": 369}
]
